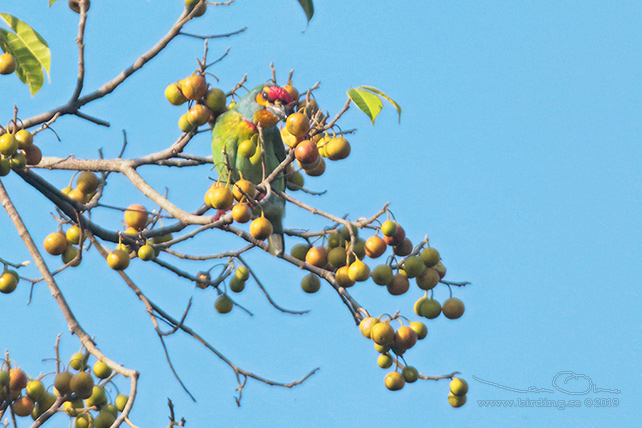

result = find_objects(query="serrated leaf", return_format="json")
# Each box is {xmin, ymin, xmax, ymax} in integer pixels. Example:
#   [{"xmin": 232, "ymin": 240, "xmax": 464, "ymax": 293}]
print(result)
[
  {"xmin": 0, "ymin": 29, "xmax": 44, "ymax": 95},
  {"xmin": 297, "ymin": 0, "xmax": 314, "ymax": 23},
  {"xmin": 360, "ymin": 86, "xmax": 402, "ymax": 123},
  {"xmin": 347, "ymin": 88, "xmax": 383, "ymax": 125},
  {"xmin": 0, "ymin": 13, "xmax": 50, "ymax": 75}
]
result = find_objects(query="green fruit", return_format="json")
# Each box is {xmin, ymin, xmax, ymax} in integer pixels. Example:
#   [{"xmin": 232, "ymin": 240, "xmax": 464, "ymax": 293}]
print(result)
[
  {"xmin": 62, "ymin": 246, "xmax": 81, "ymax": 267},
  {"xmin": 10, "ymin": 151, "xmax": 27, "ymax": 170},
  {"xmin": 377, "ymin": 353, "xmax": 393, "ymax": 369},
  {"xmin": 291, "ymin": 243, "xmax": 311, "ymax": 261},
  {"xmin": 409, "ymin": 321, "xmax": 428, "ymax": 340},
  {"xmin": 214, "ymin": 294, "xmax": 233, "ymax": 314},
  {"xmin": 0, "ymin": 157, "xmax": 11, "ymax": 176},
  {"xmin": 0, "ymin": 370, "xmax": 9, "ymax": 387},
  {"xmin": 204, "ymin": 88, "xmax": 226, "ymax": 112},
  {"xmin": 340, "ymin": 224, "xmax": 358, "ymax": 241},
  {"xmin": 402, "ymin": 366, "xmax": 419, "ymax": 383},
  {"xmin": 102, "ymin": 404, "xmax": 118, "ymax": 417},
  {"xmin": 420, "ymin": 247, "xmax": 440, "ymax": 267},
  {"xmin": 70, "ymin": 371, "xmax": 94, "ymax": 399},
  {"xmin": 178, "ymin": 114, "xmax": 196, "ymax": 133},
  {"xmin": 384, "ymin": 371, "xmax": 405, "ymax": 391},
  {"xmin": 74, "ymin": 413, "xmax": 93, "ymax": 428},
  {"xmin": 442, "ymin": 297, "xmax": 465, "ymax": 320},
  {"xmin": 54, "ymin": 370, "xmax": 73, "ymax": 396},
  {"xmin": 371, "ymin": 265, "xmax": 393, "ymax": 286},
  {"xmin": 326, "ymin": 231, "xmax": 344, "ymax": 248},
  {"xmin": 238, "ymin": 139, "xmax": 257, "ymax": 158},
  {"xmin": 93, "ymin": 410, "xmax": 116, "ymax": 428},
  {"xmin": 380, "ymin": 220, "xmax": 397, "ymax": 237},
  {"xmin": 402, "ymin": 256, "xmax": 426, "ymax": 278},
  {"xmin": 229, "ymin": 275, "xmax": 246, "ymax": 293},
  {"xmin": 115, "ymin": 394, "xmax": 128, "ymax": 412},
  {"xmin": 300, "ymin": 274, "xmax": 320, "ymax": 294},
  {"xmin": 26, "ymin": 379, "xmax": 46, "ymax": 402},
  {"xmin": 85, "ymin": 385, "xmax": 107, "ymax": 408},
  {"xmin": 286, "ymin": 170, "xmax": 304, "ymax": 190},
  {"xmin": 450, "ymin": 378, "xmax": 469, "ymax": 396},
  {"xmin": 69, "ymin": 352, "xmax": 85, "ymax": 371},
  {"xmin": 31, "ymin": 392, "xmax": 56, "ymax": 419},
  {"xmin": 327, "ymin": 246, "xmax": 347, "ymax": 270},
  {"xmin": 420, "ymin": 299, "xmax": 441, "ymax": 319},
  {"xmin": 416, "ymin": 268, "xmax": 440, "ymax": 290},
  {"xmin": 352, "ymin": 239, "xmax": 367, "ymax": 260},
  {"xmin": 448, "ymin": 392, "xmax": 467, "ymax": 408},
  {"xmin": 92, "ymin": 361, "xmax": 112, "ymax": 379}
]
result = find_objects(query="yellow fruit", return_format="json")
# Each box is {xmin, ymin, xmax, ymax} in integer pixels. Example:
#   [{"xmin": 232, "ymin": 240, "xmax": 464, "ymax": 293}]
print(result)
[
  {"xmin": 124, "ymin": 204, "xmax": 148, "ymax": 230},
  {"xmin": 69, "ymin": 352, "xmax": 85, "ymax": 371},
  {"xmin": 370, "ymin": 322, "xmax": 394, "ymax": 347},
  {"xmin": 359, "ymin": 317, "xmax": 378, "ymax": 338},
  {"xmin": 286, "ymin": 113, "xmax": 310, "ymax": 138},
  {"xmin": 442, "ymin": 297, "xmax": 465, "ymax": 319},
  {"xmin": 305, "ymin": 246, "xmax": 328, "ymax": 268},
  {"xmin": 181, "ymin": 75, "xmax": 207, "ymax": 100},
  {"xmin": 249, "ymin": 216, "xmax": 272, "ymax": 241},
  {"xmin": 44, "ymin": 232, "xmax": 69, "ymax": 256},
  {"xmin": 380, "ymin": 220, "xmax": 397, "ymax": 237},
  {"xmin": 204, "ymin": 88, "xmax": 226, "ymax": 112},
  {"xmin": 66, "ymin": 225, "xmax": 82, "ymax": 244},
  {"xmin": 324, "ymin": 137, "xmax": 351, "ymax": 160},
  {"xmin": 138, "ymin": 244, "xmax": 155, "ymax": 261},
  {"xmin": 410, "ymin": 321, "xmax": 428, "ymax": 340},
  {"xmin": 335, "ymin": 265, "xmax": 355, "ymax": 288},
  {"xmin": 0, "ymin": 133, "xmax": 18, "ymax": 156},
  {"xmin": 348, "ymin": 260, "xmax": 370, "ymax": 282},
  {"xmin": 14, "ymin": 130, "xmax": 33, "ymax": 149},
  {"xmin": 448, "ymin": 392, "xmax": 467, "ymax": 408},
  {"xmin": 85, "ymin": 385, "xmax": 107, "ymax": 408},
  {"xmin": 232, "ymin": 179, "xmax": 256, "ymax": 201},
  {"xmin": 377, "ymin": 353, "xmax": 393, "ymax": 369},
  {"xmin": 0, "ymin": 53, "xmax": 16, "ymax": 75},
  {"xmin": 165, "ymin": 83, "xmax": 187, "ymax": 105},
  {"xmin": 107, "ymin": 249, "xmax": 130, "ymax": 270},
  {"xmin": 393, "ymin": 326, "xmax": 418, "ymax": 354},
  {"xmin": 283, "ymin": 84, "xmax": 299, "ymax": 101},
  {"xmin": 210, "ymin": 186, "xmax": 234, "ymax": 210},
  {"xmin": 281, "ymin": 126, "xmax": 299, "ymax": 149},
  {"xmin": 76, "ymin": 171, "xmax": 100, "ymax": 194},
  {"xmin": 92, "ymin": 360, "xmax": 112, "ymax": 379},
  {"xmin": 450, "ymin": 378, "xmax": 469, "ymax": 396},
  {"xmin": 231, "ymin": 203, "xmax": 252, "ymax": 223},
  {"xmin": 384, "ymin": 371, "xmax": 405, "ymax": 391},
  {"xmin": 178, "ymin": 114, "xmax": 196, "ymax": 132},
  {"xmin": 186, "ymin": 104, "xmax": 212, "ymax": 127},
  {"xmin": 238, "ymin": 138, "xmax": 257, "ymax": 157},
  {"xmin": 365, "ymin": 236, "xmax": 386, "ymax": 258}
]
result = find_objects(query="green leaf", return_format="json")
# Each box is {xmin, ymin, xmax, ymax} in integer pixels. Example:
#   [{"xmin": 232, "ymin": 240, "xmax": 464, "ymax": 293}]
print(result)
[
  {"xmin": 347, "ymin": 88, "xmax": 383, "ymax": 125},
  {"xmin": 0, "ymin": 13, "xmax": 50, "ymax": 75},
  {"xmin": 297, "ymin": 0, "xmax": 314, "ymax": 23},
  {"xmin": 49, "ymin": 0, "xmax": 60, "ymax": 6},
  {"xmin": 0, "ymin": 29, "xmax": 44, "ymax": 95},
  {"xmin": 360, "ymin": 86, "xmax": 402, "ymax": 123}
]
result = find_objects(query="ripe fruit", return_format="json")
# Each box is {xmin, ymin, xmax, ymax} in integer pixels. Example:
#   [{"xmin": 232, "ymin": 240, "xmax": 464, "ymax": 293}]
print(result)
[
  {"xmin": 186, "ymin": 104, "xmax": 211, "ymax": 127},
  {"xmin": 442, "ymin": 297, "xmax": 465, "ymax": 319},
  {"xmin": 370, "ymin": 322, "xmax": 395, "ymax": 347},
  {"xmin": 69, "ymin": 352, "xmax": 84, "ymax": 370},
  {"xmin": 416, "ymin": 268, "xmax": 440, "ymax": 290},
  {"xmin": 178, "ymin": 114, "xmax": 196, "ymax": 132},
  {"xmin": 393, "ymin": 238, "xmax": 413, "ymax": 256},
  {"xmin": 410, "ymin": 321, "xmax": 428, "ymax": 340},
  {"xmin": 44, "ymin": 232, "xmax": 69, "ymax": 256},
  {"xmin": 359, "ymin": 317, "xmax": 378, "ymax": 338},
  {"xmin": 402, "ymin": 256, "xmax": 426, "ymax": 278},
  {"xmin": 402, "ymin": 366, "xmax": 419, "ymax": 383},
  {"xmin": 448, "ymin": 392, "xmax": 467, "ymax": 408},
  {"xmin": 14, "ymin": 130, "xmax": 33, "ymax": 149},
  {"xmin": 384, "ymin": 371, "xmax": 405, "ymax": 391},
  {"xmin": 283, "ymin": 84, "xmax": 299, "ymax": 101},
  {"xmin": 235, "ymin": 266, "xmax": 250, "ymax": 281},
  {"xmin": 0, "ymin": 53, "xmax": 17, "ymax": 75},
  {"xmin": 69, "ymin": 0, "xmax": 91, "ymax": 13},
  {"xmin": 124, "ymin": 204, "xmax": 148, "ymax": 230},
  {"xmin": 420, "ymin": 299, "xmax": 441, "ymax": 319},
  {"xmin": 67, "ymin": 188, "xmax": 87, "ymax": 204},
  {"xmin": 250, "ymin": 216, "xmax": 272, "ymax": 241},
  {"xmin": 348, "ymin": 260, "xmax": 370, "ymax": 282},
  {"xmin": 12, "ymin": 395, "xmax": 34, "ymax": 417},
  {"xmin": 229, "ymin": 275, "xmax": 245, "ymax": 293},
  {"xmin": 420, "ymin": 247, "xmax": 440, "ymax": 267},
  {"xmin": 383, "ymin": 223, "xmax": 405, "ymax": 246},
  {"xmin": 107, "ymin": 249, "xmax": 130, "ymax": 270},
  {"xmin": 371, "ymin": 264, "xmax": 393, "ymax": 286},
  {"xmin": 232, "ymin": 179, "xmax": 256, "ymax": 201},
  {"xmin": 335, "ymin": 265, "xmax": 355, "ymax": 288},
  {"xmin": 181, "ymin": 75, "xmax": 207, "ymax": 100},
  {"xmin": 0, "ymin": 133, "xmax": 18, "ymax": 156},
  {"xmin": 386, "ymin": 272, "xmax": 410, "ymax": 296},
  {"xmin": 434, "ymin": 262, "xmax": 447, "ymax": 279},
  {"xmin": 66, "ymin": 225, "xmax": 82, "ymax": 244},
  {"xmin": 214, "ymin": 294, "xmax": 233, "ymax": 314},
  {"xmin": 24, "ymin": 144, "xmax": 42, "ymax": 166},
  {"xmin": 9, "ymin": 368, "xmax": 28, "ymax": 393},
  {"xmin": 0, "ymin": 271, "xmax": 19, "ymax": 294},
  {"xmin": 450, "ymin": 377, "xmax": 469, "ymax": 396},
  {"xmin": 210, "ymin": 186, "xmax": 234, "ymax": 210},
  {"xmin": 365, "ymin": 236, "xmax": 386, "ymax": 258},
  {"xmin": 204, "ymin": 88, "xmax": 226, "ymax": 112},
  {"xmin": 54, "ymin": 370, "xmax": 73, "ymax": 396},
  {"xmin": 285, "ymin": 113, "xmax": 310, "ymax": 138},
  {"xmin": 76, "ymin": 171, "xmax": 100, "ymax": 194},
  {"xmin": 324, "ymin": 137, "xmax": 351, "ymax": 160},
  {"xmin": 305, "ymin": 246, "xmax": 328, "ymax": 268},
  {"xmin": 138, "ymin": 244, "xmax": 155, "ymax": 261},
  {"xmin": 377, "ymin": 353, "xmax": 393, "ymax": 369},
  {"xmin": 165, "ymin": 83, "xmax": 187, "ymax": 105},
  {"xmin": 70, "ymin": 371, "xmax": 94, "ymax": 399},
  {"xmin": 232, "ymin": 203, "xmax": 252, "ymax": 223},
  {"xmin": 294, "ymin": 140, "xmax": 319, "ymax": 166},
  {"xmin": 290, "ymin": 243, "xmax": 310, "ymax": 261},
  {"xmin": 92, "ymin": 360, "xmax": 112, "ymax": 379},
  {"xmin": 303, "ymin": 157, "xmax": 326, "ymax": 176},
  {"xmin": 85, "ymin": 385, "xmax": 107, "ymax": 408},
  {"xmin": 115, "ymin": 394, "xmax": 129, "ymax": 412},
  {"xmin": 300, "ymin": 274, "xmax": 320, "ymax": 293},
  {"xmin": 393, "ymin": 326, "xmax": 418, "ymax": 353}
]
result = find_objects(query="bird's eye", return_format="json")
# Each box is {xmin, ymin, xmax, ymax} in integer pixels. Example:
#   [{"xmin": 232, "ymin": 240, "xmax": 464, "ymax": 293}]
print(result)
[{"xmin": 262, "ymin": 91, "xmax": 270, "ymax": 101}]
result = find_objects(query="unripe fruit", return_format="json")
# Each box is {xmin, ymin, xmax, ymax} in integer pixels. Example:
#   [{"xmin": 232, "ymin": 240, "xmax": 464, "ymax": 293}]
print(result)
[
  {"xmin": 214, "ymin": 294, "xmax": 233, "ymax": 313},
  {"xmin": 10, "ymin": 151, "xmax": 27, "ymax": 170},
  {"xmin": 450, "ymin": 377, "xmax": 469, "ymax": 396},
  {"xmin": 370, "ymin": 322, "xmax": 395, "ymax": 347},
  {"xmin": 402, "ymin": 366, "xmax": 419, "ymax": 383},
  {"xmin": 107, "ymin": 249, "xmax": 130, "ymax": 270},
  {"xmin": 62, "ymin": 398, "xmax": 84, "ymax": 416},
  {"xmin": 238, "ymin": 138, "xmax": 257, "ymax": 157},
  {"xmin": 181, "ymin": 75, "xmax": 207, "ymax": 100},
  {"xmin": 348, "ymin": 260, "xmax": 370, "ymax": 282},
  {"xmin": 416, "ymin": 268, "xmax": 440, "ymax": 290},
  {"xmin": 32, "ymin": 392, "xmax": 56, "ymax": 419},
  {"xmin": 92, "ymin": 360, "xmax": 112, "ymax": 379},
  {"xmin": 165, "ymin": 83, "xmax": 187, "ymax": 105},
  {"xmin": 93, "ymin": 410, "xmax": 117, "ymax": 428},
  {"xmin": 250, "ymin": 217, "xmax": 272, "ymax": 241},
  {"xmin": 115, "ymin": 394, "xmax": 129, "ymax": 412},
  {"xmin": 290, "ymin": 243, "xmax": 310, "ymax": 261},
  {"xmin": 54, "ymin": 371, "xmax": 73, "ymax": 396},
  {"xmin": 76, "ymin": 171, "xmax": 100, "ymax": 194},
  {"xmin": 335, "ymin": 265, "xmax": 355, "ymax": 288},
  {"xmin": 386, "ymin": 272, "xmax": 410, "ymax": 296},
  {"xmin": 442, "ymin": 297, "xmax": 465, "ymax": 320},
  {"xmin": 300, "ymin": 274, "xmax": 321, "ymax": 294},
  {"xmin": 178, "ymin": 114, "xmax": 196, "ymax": 132},
  {"xmin": 371, "ymin": 264, "xmax": 393, "ymax": 286},
  {"xmin": 85, "ymin": 385, "xmax": 107, "ymax": 408},
  {"xmin": 359, "ymin": 317, "xmax": 378, "ymax": 338},
  {"xmin": 384, "ymin": 371, "xmax": 405, "ymax": 391},
  {"xmin": 0, "ymin": 53, "xmax": 17, "ymax": 75},
  {"xmin": 420, "ymin": 299, "xmax": 441, "ymax": 319},
  {"xmin": 0, "ymin": 133, "xmax": 18, "ymax": 156},
  {"xmin": 305, "ymin": 246, "xmax": 328, "ymax": 268},
  {"xmin": 15, "ymin": 130, "xmax": 33, "ymax": 149},
  {"xmin": 434, "ymin": 262, "xmax": 447, "ymax": 279},
  {"xmin": 402, "ymin": 256, "xmax": 426, "ymax": 278},
  {"xmin": 0, "ymin": 157, "xmax": 11, "ymax": 176},
  {"xmin": 286, "ymin": 113, "xmax": 310, "ymax": 138},
  {"xmin": 204, "ymin": 88, "xmax": 226, "ymax": 112},
  {"xmin": 229, "ymin": 275, "xmax": 245, "ymax": 293},
  {"xmin": 231, "ymin": 203, "xmax": 252, "ymax": 223},
  {"xmin": 448, "ymin": 392, "xmax": 467, "ymax": 408},
  {"xmin": 62, "ymin": 246, "xmax": 81, "ymax": 267},
  {"xmin": 380, "ymin": 220, "xmax": 397, "ymax": 237},
  {"xmin": 75, "ymin": 413, "xmax": 93, "ymax": 428},
  {"xmin": 70, "ymin": 371, "xmax": 94, "ymax": 399},
  {"xmin": 69, "ymin": 352, "xmax": 84, "ymax": 370},
  {"xmin": 44, "ymin": 232, "xmax": 69, "ymax": 256},
  {"xmin": 67, "ymin": 188, "xmax": 87, "ymax": 204},
  {"xmin": 420, "ymin": 247, "xmax": 440, "ymax": 267},
  {"xmin": 393, "ymin": 238, "xmax": 413, "ymax": 256},
  {"xmin": 365, "ymin": 236, "xmax": 386, "ymax": 258},
  {"xmin": 377, "ymin": 353, "xmax": 393, "ymax": 369}
]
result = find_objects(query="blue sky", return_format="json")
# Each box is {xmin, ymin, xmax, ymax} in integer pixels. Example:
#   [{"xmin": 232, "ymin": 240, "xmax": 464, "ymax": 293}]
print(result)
[{"xmin": 0, "ymin": 1, "xmax": 640, "ymax": 427}]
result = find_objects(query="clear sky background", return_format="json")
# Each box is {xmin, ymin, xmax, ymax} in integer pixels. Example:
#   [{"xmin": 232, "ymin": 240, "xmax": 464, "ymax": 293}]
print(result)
[{"xmin": 0, "ymin": 1, "xmax": 640, "ymax": 427}]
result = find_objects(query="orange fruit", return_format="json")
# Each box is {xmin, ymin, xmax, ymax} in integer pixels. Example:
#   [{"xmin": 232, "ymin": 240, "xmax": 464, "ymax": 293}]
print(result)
[
  {"xmin": 365, "ymin": 236, "xmax": 386, "ymax": 258},
  {"xmin": 231, "ymin": 203, "xmax": 252, "ymax": 223},
  {"xmin": 124, "ymin": 204, "xmax": 148, "ymax": 230},
  {"xmin": 384, "ymin": 371, "xmax": 405, "ymax": 391},
  {"xmin": 181, "ymin": 74, "xmax": 207, "ymax": 100},
  {"xmin": 305, "ymin": 246, "xmax": 328, "ymax": 268},
  {"xmin": 250, "ymin": 216, "xmax": 272, "ymax": 241},
  {"xmin": 44, "ymin": 232, "xmax": 69, "ymax": 256}
]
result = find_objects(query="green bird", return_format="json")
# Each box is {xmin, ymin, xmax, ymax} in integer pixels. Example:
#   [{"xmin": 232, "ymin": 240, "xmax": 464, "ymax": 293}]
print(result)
[{"xmin": 211, "ymin": 83, "xmax": 294, "ymax": 254}]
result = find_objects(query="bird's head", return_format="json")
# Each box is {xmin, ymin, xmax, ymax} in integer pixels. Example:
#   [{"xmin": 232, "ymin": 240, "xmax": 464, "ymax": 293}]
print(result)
[{"xmin": 241, "ymin": 84, "xmax": 294, "ymax": 128}]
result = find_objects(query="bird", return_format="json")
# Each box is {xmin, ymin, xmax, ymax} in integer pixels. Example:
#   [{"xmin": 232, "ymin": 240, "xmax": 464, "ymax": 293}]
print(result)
[{"xmin": 211, "ymin": 83, "xmax": 293, "ymax": 255}]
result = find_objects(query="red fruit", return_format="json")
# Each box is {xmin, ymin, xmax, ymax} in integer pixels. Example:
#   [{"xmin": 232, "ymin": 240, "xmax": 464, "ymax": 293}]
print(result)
[
  {"xmin": 383, "ymin": 224, "xmax": 405, "ymax": 246},
  {"xmin": 294, "ymin": 140, "xmax": 319, "ymax": 166}
]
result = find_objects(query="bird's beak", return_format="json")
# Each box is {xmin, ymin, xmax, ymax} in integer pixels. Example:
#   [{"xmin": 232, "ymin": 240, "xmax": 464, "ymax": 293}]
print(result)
[{"xmin": 266, "ymin": 103, "xmax": 292, "ymax": 121}]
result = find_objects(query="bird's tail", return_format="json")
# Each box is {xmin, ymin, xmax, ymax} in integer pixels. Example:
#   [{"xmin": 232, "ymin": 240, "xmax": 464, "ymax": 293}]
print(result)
[{"xmin": 268, "ymin": 232, "xmax": 284, "ymax": 256}]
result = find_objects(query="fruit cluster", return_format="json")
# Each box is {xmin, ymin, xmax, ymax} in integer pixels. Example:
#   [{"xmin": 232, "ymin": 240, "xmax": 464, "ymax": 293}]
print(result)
[
  {"xmin": 0, "ymin": 351, "xmax": 129, "ymax": 426},
  {"xmin": 0, "ymin": 129, "xmax": 42, "ymax": 176},
  {"xmin": 61, "ymin": 171, "xmax": 100, "ymax": 205},
  {"xmin": 448, "ymin": 378, "xmax": 468, "ymax": 408},
  {"xmin": 165, "ymin": 73, "xmax": 226, "ymax": 133},
  {"xmin": 213, "ymin": 266, "xmax": 250, "ymax": 314},
  {"xmin": 43, "ymin": 224, "xmax": 83, "ymax": 268}
]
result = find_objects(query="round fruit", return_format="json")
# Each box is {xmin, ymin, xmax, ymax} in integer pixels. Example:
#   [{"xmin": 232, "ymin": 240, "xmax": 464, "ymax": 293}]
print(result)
[
  {"xmin": 69, "ymin": 352, "xmax": 84, "ymax": 370},
  {"xmin": 359, "ymin": 317, "xmax": 378, "ymax": 338},
  {"xmin": 70, "ymin": 371, "xmax": 94, "ymax": 399},
  {"xmin": 393, "ymin": 238, "xmax": 413, "ymax": 256},
  {"xmin": 238, "ymin": 139, "xmax": 257, "ymax": 157},
  {"xmin": 416, "ymin": 268, "xmax": 440, "ymax": 290},
  {"xmin": 85, "ymin": 385, "xmax": 107, "ymax": 408},
  {"xmin": 285, "ymin": 113, "xmax": 310, "ymax": 138},
  {"xmin": 138, "ymin": 244, "xmax": 155, "ymax": 261},
  {"xmin": 181, "ymin": 75, "xmax": 207, "ymax": 101},
  {"xmin": 420, "ymin": 299, "xmax": 441, "ymax": 319},
  {"xmin": 383, "ymin": 223, "xmax": 405, "ymax": 246},
  {"xmin": 229, "ymin": 275, "xmax": 245, "ymax": 293},
  {"xmin": 124, "ymin": 204, "xmax": 148, "ymax": 230},
  {"xmin": 409, "ymin": 321, "xmax": 428, "ymax": 340},
  {"xmin": 67, "ymin": 188, "xmax": 87, "ymax": 204},
  {"xmin": 352, "ymin": 239, "xmax": 367, "ymax": 260},
  {"xmin": 384, "ymin": 371, "xmax": 405, "ymax": 391},
  {"xmin": 235, "ymin": 266, "xmax": 250, "ymax": 281},
  {"xmin": 303, "ymin": 156, "xmax": 325, "ymax": 176},
  {"xmin": 450, "ymin": 377, "xmax": 469, "ymax": 396},
  {"xmin": 370, "ymin": 322, "xmax": 395, "ymax": 347},
  {"xmin": 9, "ymin": 368, "xmax": 28, "ymax": 393},
  {"xmin": 380, "ymin": 220, "xmax": 397, "ymax": 237},
  {"xmin": 371, "ymin": 265, "xmax": 393, "ymax": 286},
  {"xmin": 44, "ymin": 232, "xmax": 68, "ymax": 256},
  {"xmin": 165, "ymin": 83, "xmax": 187, "ymax": 105},
  {"xmin": 178, "ymin": 114, "xmax": 196, "ymax": 132},
  {"xmin": 0, "ymin": 271, "xmax": 19, "ymax": 294},
  {"xmin": 204, "ymin": 88, "xmax": 226, "ymax": 112},
  {"xmin": 294, "ymin": 140, "xmax": 319, "ymax": 166},
  {"xmin": 324, "ymin": 137, "xmax": 351, "ymax": 160},
  {"xmin": 300, "ymin": 274, "xmax": 320, "ymax": 293},
  {"xmin": 54, "ymin": 370, "xmax": 73, "ymax": 396},
  {"xmin": 232, "ymin": 179, "xmax": 256, "ymax": 201},
  {"xmin": 92, "ymin": 360, "xmax": 112, "ymax": 379},
  {"xmin": 393, "ymin": 326, "xmax": 418, "ymax": 353},
  {"xmin": 76, "ymin": 171, "xmax": 99, "ymax": 194},
  {"xmin": 32, "ymin": 392, "xmax": 56, "ymax": 419},
  {"xmin": 14, "ymin": 130, "xmax": 33, "ymax": 149},
  {"xmin": 0, "ymin": 157, "xmax": 11, "ymax": 176},
  {"xmin": 448, "ymin": 392, "xmax": 467, "ymax": 408},
  {"xmin": 386, "ymin": 272, "xmax": 409, "ymax": 296},
  {"xmin": 402, "ymin": 256, "xmax": 426, "ymax": 278},
  {"xmin": 434, "ymin": 262, "xmax": 447, "ymax": 279},
  {"xmin": 62, "ymin": 246, "xmax": 81, "ymax": 267},
  {"xmin": 12, "ymin": 395, "xmax": 34, "ymax": 417},
  {"xmin": 231, "ymin": 203, "xmax": 252, "ymax": 223},
  {"xmin": 290, "ymin": 243, "xmax": 310, "ymax": 261},
  {"xmin": 305, "ymin": 246, "xmax": 328, "ymax": 268},
  {"xmin": 402, "ymin": 366, "xmax": 419, "ymax": 383},
  {"xmin": 210, "ymin": 186, "xmax": 234, "ymax": 210},
  {"xmin": 327, "ymin": 246, "xmax": 347, "ymax": 270},
  {"xmin": 186, "ymin": 104, "xmax": 211, "ymax": 127},
  {"xmin": 69, "ymin": 0, "xmax": 91, "ymax": 13},
  {"xmin": 0, "ymin": 53, "xmax": 16, "ymax": 75},
  {"xmin": 283, "ymin": 84, "xmax": 299, "ymax": 101},
  {"xmin": 24, "ymin": 144, "xmax": 43, "ymax": 165},
  {"xmin": 10, "ymin": 151, "xmax": 26, "ymax": 170},
  {"xmin": 442, "ymin": 297, "xmax": 465, "ymax": 320},
  {"xmin": 326, "ymin": 231, "xmax": 344, "ymax": 248},
  {"xmin": 250, "ymin": 216, "xmax": 272, "ymax": 241},
  {"xmin": 377, "ymin": 353, "xmax": 393, "ymax": 369},
  {"xmin": 365, "ymin": 236, "xmax": 386, "ymax": 258},
  {"xmin": 107, "ymin": 249, "xmax": 130, "ymax": 270},
  {"xmin": 286, "ymin": 170, "xmax": 304, "ymax": 190},
  {"xmin": 348, "ymin": 260, "xmax": 370, "ymax": 282},
  {"xmin": 93, "ymin": 410, "xmax": 116, "ymax": 428},
  {"xmin": 340, "ymin": 224, "xmax": 358, "ymax": 241},
  {"xmin": 335, "ymin": 265, "xmax": 355, "ymax": 288},
  {"xmin": 62, "ymin": 398, "xmax": 84, "ymax": 416},
  {"xmin": 75, "ymin": 414, "xmax": 93, "ymax": 428},
  {"xmin": 413, "ymin": 297, "xmax": 428, "ymax": 316},
  {"xmin": 420, "ymin": 247, "xmax": 440, "ymax": 267},
  {"xmin": 214, "ymin": 294, "xmax": 233, "ymax": 314},
  {"xmin": 0, "ymin": 133, "xmax": 18, "ymax": 156},
  {"xmin": 66, "ymin": 225, "xmax": 82, "ymax": 244},
  {"xmin": 374, "ymin": 342, "xmax": 390, "ymax": 354},
  {"xmin": 115, "ymin": 394, "xmax": 129, "ymax": 412}
]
